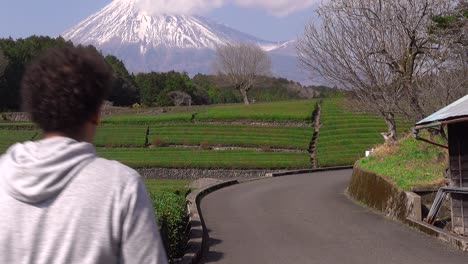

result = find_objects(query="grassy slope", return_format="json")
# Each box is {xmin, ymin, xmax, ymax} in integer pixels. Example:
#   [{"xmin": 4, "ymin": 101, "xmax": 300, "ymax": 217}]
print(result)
[
  {"xmin": 357, "ymin": 135, "xmax": 447, "ymax": 190},
  {"xmin": 317, "ymin": 99, "xmax": 413, "ymax": 167}
]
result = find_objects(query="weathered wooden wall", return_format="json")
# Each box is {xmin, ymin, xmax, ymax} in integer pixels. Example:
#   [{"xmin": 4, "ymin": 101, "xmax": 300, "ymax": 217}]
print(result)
[{"xmin": 448, "ymin": 122, "xmax": 468, "ymax": 236}]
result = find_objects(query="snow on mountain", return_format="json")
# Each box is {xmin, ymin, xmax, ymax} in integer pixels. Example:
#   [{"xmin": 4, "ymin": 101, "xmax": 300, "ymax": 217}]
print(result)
[
  {"xmin": 62, "ymin": 0, "xmax": 311, "ymax": 84},
  {"xmin": 63, "ymin": 0, "xmax": 285, "ymax": 52}
]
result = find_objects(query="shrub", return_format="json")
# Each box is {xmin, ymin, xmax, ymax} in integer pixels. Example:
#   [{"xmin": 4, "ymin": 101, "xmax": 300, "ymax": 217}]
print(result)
[
  {"xmin": 153, "ymin": 136, "xmax": 167, "ymax": 147},
  {"xmin": 150, "ymin": 191, "xmax": 188, "ymax": 261}
]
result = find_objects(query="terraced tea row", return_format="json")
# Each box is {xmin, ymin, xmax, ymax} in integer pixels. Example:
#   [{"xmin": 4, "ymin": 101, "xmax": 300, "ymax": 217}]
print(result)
[
  {"xmin": 316, "ymin": 99, "xmax": 413, "ymax": 167},
  {"xmin": 97, "ymin": 148, "xmax": 310, "ymax": 169},
  {"xmin": 2, "ymin": 98, "xmax": 411, "ymax": 169},
  {"xmin": 103, "ymin": 100, "xmax": 316, "ymax": 124},
  {"xmin": 95, "ymin": 123, "xmax": 312, "ymax": 150}
]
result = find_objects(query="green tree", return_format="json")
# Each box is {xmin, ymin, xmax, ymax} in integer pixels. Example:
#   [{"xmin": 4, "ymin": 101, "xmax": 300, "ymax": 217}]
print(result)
[
  {"xmin": 0, "ymin": 49, "xmax": 7, "ymax": 78},
  {"xmin": 135, "ymin": 72, "xmax": 166, "ymax": 107},
  {"xmin": 105, "ymin": 55, "xmax": 139, "ymax": 106},
  {"xmin": 157, "ymin": 71, "xmax": 196, "ymax": 106},
  {"xmin": 0, "ymin": 36, "xmax": 71, "ymax": 110},
  {"xmin": 193, "ymin": 73, "xmax": 243, "ymax": 104}
]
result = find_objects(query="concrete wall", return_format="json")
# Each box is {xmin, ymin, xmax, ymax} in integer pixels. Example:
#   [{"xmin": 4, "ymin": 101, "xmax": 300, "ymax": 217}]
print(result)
[{"xmin": 348, "ymin": 165, "xmax": 421, "ymax": 222}]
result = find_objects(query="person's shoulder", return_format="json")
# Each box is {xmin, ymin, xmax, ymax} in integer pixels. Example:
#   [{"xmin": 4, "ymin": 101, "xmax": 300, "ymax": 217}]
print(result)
[{"xmin": 87, "ymin": 157, "xmax": 141, "ymax": 184}]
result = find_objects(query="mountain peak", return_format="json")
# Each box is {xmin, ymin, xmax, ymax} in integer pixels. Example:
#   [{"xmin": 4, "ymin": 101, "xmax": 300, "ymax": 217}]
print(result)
[
  {"xmin": 62, "ymin": 0, "xmax": 284, "ymax": 52},
  {"xmin": 61, "ymin": 0, "xmax": 309, "ymax": 84}
]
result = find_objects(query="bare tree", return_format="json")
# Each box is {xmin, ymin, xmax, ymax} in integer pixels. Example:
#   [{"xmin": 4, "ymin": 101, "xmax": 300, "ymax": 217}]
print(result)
[
  {"xmin": 297, "ymin": 0, "xmax": 455, "ymax": 143},
  {"xmin": 214, "ymin": 42, "xmax": 271, "ymax": 105},
  {"xmin": 416, "ymin": 68, "xmax": 468, "ymax": 118},
  {"xmin": 168, "ymin": 91, "xmax": 192, "ymax": 107}
]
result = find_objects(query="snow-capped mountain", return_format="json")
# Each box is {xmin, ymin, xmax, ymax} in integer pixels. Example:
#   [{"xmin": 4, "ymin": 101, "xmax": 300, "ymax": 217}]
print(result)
[{"xmin": 62, "ymin": 0, "xmax": 310, "ymax": 84}]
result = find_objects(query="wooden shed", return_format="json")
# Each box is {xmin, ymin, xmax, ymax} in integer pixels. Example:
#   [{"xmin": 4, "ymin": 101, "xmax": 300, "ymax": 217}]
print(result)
[{"xmin": 415, "ymin": 95, "xmax": 468, "ymax": 236}]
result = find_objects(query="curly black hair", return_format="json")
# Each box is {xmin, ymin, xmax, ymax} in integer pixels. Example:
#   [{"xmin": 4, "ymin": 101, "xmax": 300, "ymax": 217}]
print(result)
[{"xmin": 21, "ymin": 45, "xmax": 112, "ymax": 135}]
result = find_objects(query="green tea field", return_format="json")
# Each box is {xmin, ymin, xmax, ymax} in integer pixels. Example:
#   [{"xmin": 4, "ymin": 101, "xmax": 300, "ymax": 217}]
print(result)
[
  {"xmin": 95, "ymin": 123, "xmax": 312, "ymax": 150},
  {"xmin": 0, "ymin": 98, "xmax": 414, "ymax": 169},
  {"xmin": 103, "ymin": 100, "xmax": 315, "ymax": 124},
  {"xmin": 0, "ymin": 100, "xmax": 317, "ymax": 169},
  {"xmin": 316, "ymin": 99, "xmax": 413, "ymax": 167}
]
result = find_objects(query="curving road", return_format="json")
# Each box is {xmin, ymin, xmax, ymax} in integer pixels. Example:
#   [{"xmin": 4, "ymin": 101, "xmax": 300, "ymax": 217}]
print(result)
[{"xmin": 200, "ymin": 170, "xmax": 468, "ymax": 263}]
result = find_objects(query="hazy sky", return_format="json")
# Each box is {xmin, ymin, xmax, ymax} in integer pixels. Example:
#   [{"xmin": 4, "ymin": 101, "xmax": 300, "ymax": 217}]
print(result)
[{"xmin": 0, "ymin": 0, "xmax": 320, "ymax": 41}]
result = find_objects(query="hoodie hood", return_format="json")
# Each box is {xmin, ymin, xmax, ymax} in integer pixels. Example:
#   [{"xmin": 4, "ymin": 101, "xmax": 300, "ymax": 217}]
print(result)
[{"xmin": 0, "ymin": 137, "xmax": 96, "ymax": 204}]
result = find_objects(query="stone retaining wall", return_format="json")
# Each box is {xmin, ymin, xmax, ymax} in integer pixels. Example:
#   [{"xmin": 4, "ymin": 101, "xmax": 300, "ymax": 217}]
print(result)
[
  {"xmin": 137, "ymin": 168, "xmax": 281, "ymax": 180},
  {"xmin": 1, "ymin": 112, "xmax": 30, "ymax": 122}
]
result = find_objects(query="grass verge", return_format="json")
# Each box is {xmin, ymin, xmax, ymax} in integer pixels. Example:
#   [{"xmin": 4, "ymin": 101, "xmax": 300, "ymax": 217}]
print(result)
[
  {"xmin": 357, "ymin": 135, "xmax": 447, "ymax": 190},
  {"xmin": 144, "ymin": 179, "xmax": 192, "ymax": 196}
]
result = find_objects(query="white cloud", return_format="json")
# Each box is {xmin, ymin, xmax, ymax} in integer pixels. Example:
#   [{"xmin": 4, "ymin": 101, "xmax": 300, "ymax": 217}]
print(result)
[
  {"xmin": 233, "ymin": 0, "xmax": 322, "ymax": 16},
  {"xmin": 132, "ymin": 0, "xmax": 321, "ymax": 16},
  {"xmin": 134, "ymin": 0, "xmax": 224, "ymax": 15}
]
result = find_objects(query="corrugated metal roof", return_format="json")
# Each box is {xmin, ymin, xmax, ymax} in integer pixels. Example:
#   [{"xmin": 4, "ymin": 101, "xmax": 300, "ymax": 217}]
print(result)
[{"xmin": 417, "ymin": 94, "xmax": 468, "ymax": 125}]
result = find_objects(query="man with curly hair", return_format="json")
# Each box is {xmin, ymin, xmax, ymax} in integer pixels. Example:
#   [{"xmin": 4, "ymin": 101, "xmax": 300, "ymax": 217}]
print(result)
[{"xmin": 0, "ymin": 46, "xmax": 168, "ymax": 264}]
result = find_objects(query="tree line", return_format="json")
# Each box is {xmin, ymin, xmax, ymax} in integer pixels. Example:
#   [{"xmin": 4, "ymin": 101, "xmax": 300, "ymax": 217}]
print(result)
[
  {"xmin": 298, "ymin": 0, "xmax": 467, "ymax": 143},
  {"xmin": 0, "ymin": 36, "xmax": 332, "ymax": 111}
]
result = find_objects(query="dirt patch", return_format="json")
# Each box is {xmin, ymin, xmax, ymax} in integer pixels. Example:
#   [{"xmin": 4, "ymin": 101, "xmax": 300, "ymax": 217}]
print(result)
[
  {"xmin": 1, "ymin": 112, "xmax": 30, "ymax": 122},
  {"xmin": 308, "ymin": 101, "xmax": 321, "ymax": 168}
]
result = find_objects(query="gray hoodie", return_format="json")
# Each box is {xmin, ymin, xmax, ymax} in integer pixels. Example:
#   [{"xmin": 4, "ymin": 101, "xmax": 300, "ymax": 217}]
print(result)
[{"xmin": 0, "ymin": 137, "xmax": 168, "ymax": 264}]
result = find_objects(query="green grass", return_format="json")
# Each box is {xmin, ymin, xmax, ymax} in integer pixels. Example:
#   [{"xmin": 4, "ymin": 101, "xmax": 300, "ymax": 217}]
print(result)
[
  {"xmin": 97, "ymin": 147, "xmax": 311, "ymax": 169},
  {"xmin": 357, "ymin": 135, "xmax": 446, "ymax": 190},
  {"xmin": 102, "ymin": 100, "xmax": 317, "ymax": 124},
  {"xmin": 0, "ymin": 128, "xmax": 40, "ymax": 153},
  {"xmin": 95, "ymin": 123, "xmax": 312, "ymax": 150},
  {"xmin": 144, "ymin": 179, "xmax": 191, "ymax": 196},
  {"xmin": 94, "ymin": 124, "xmax": 148, "ymax": 147},
  {"xmin": 316, "ymin": 99, "xmax": 413, "ymax": 167}
]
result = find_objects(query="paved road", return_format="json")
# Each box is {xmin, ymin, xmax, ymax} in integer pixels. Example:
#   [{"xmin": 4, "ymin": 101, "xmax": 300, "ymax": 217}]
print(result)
[{"xmin": 200, "ymin": 170, "xmax": 468, "ymax": 264}]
